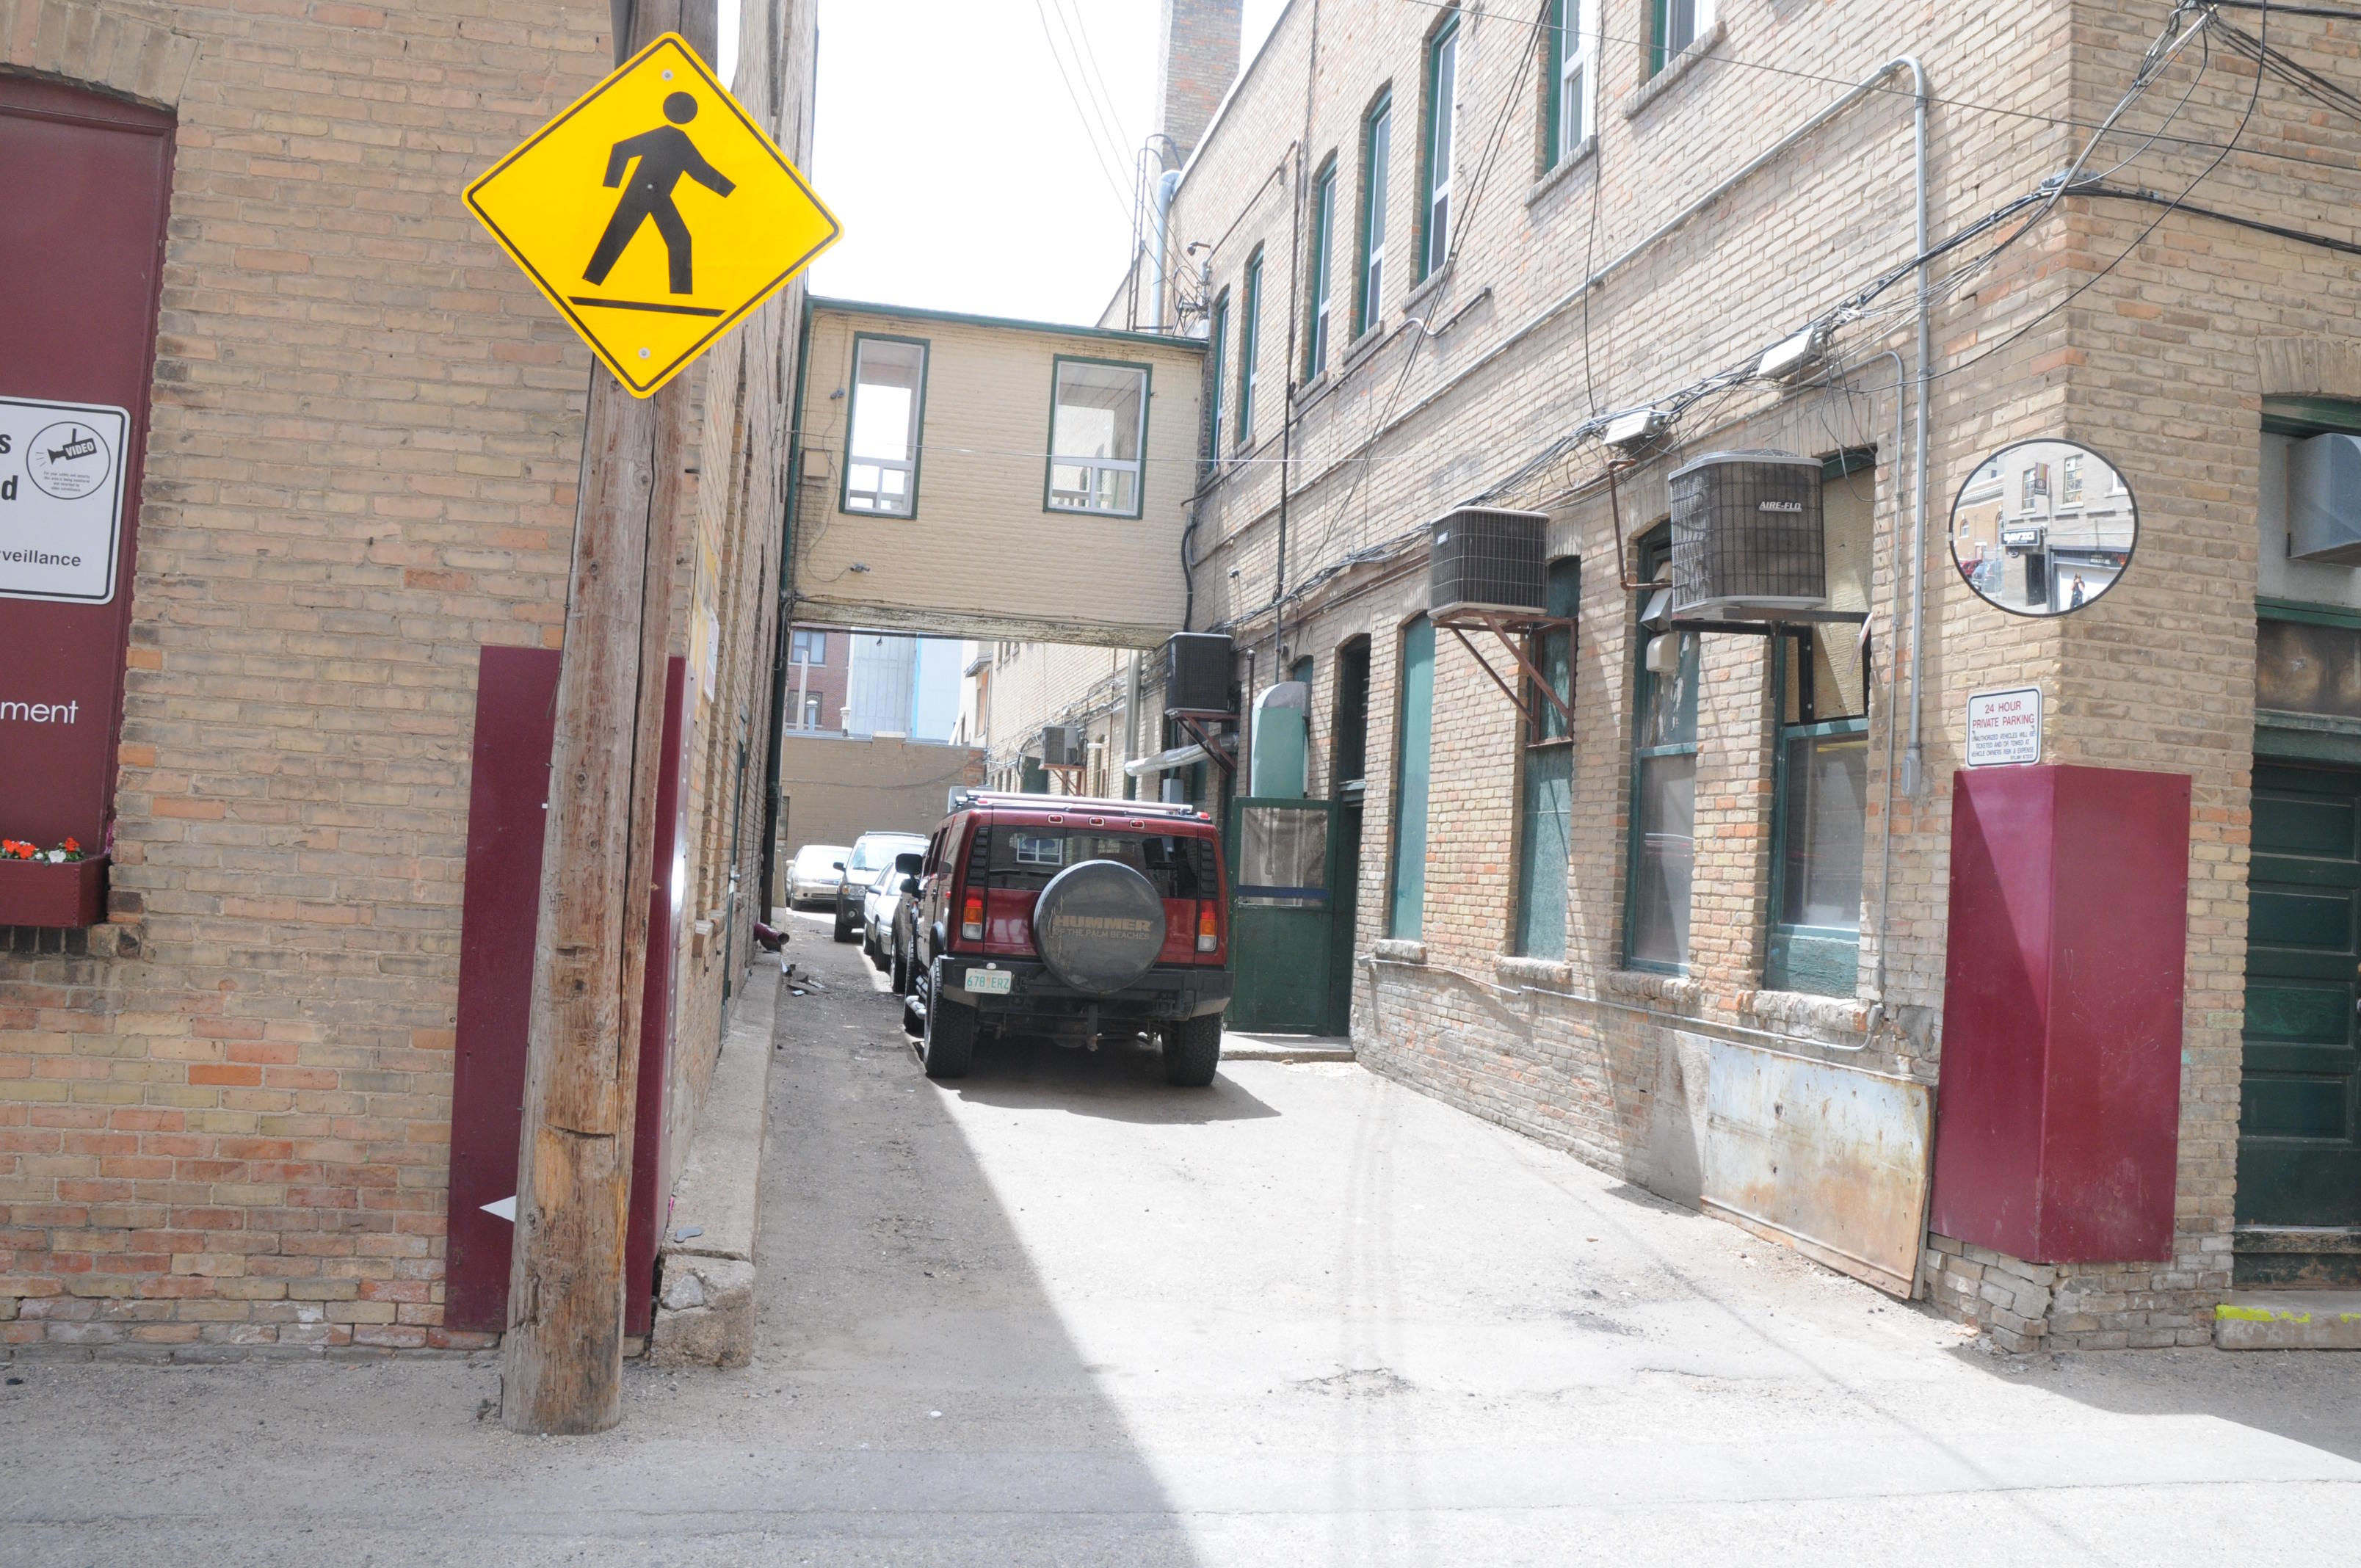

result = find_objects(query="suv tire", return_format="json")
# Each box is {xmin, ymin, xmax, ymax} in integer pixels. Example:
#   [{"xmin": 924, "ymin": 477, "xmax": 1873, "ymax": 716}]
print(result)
[
  {"xmin": 832, "ymin": 899, "xmax": 857, "ymax": 943},
  {"xmin": 890, "ymin": 940, "xmax": 910, "ymax": 996},
  {"xmin": 921, "ymin": 975, "xmax": 976, "ymax": 1080},
  {"xmin": 1163, "ymin": 1012, "xmax": 1222, "ymax": 1087}
]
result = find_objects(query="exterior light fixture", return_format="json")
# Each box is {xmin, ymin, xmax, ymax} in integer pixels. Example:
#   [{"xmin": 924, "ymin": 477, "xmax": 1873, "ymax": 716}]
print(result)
[
  {"xmin": 1603, "ymin": 407, "xmax": 1669, "ymax": 449},
  {"xmin": 1756, "ymin": 325, "xmax": 1828, "ymax": 382}
]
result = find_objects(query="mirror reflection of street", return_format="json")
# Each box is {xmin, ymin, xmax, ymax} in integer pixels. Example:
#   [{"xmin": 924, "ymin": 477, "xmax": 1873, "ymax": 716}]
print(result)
[{"xmin": 1951, "ymin": 439, "xmax": 2138, "ymax": 616}]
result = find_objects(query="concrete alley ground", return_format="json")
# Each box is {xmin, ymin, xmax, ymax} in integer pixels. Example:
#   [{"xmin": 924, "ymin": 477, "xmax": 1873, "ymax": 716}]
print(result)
[{"xmin": 4, "ymin": 921, "xmax": 2360, "ymax": 1564}]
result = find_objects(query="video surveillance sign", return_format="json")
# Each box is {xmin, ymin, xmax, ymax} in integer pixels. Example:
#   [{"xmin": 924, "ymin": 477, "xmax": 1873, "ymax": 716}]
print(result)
[{"xmin": 0, "ymin": 395, "xmax": 130, "ymax": 604}]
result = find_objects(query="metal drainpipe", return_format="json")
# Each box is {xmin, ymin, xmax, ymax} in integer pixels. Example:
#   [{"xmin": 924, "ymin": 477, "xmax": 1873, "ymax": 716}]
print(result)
[
  {"xmin": 1150, "ymin": 169, "xmax": 1183, "ymax": 329},
  {"xmin": 1904, "ymin": 60, "xmax": 1933, "ymax": 800}
]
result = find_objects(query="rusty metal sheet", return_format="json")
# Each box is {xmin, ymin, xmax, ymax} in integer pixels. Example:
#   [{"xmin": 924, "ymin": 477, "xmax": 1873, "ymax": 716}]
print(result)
[{"xmin": 1691, "ymin": 1034, "xmax": 1932, "ymax": 1297}]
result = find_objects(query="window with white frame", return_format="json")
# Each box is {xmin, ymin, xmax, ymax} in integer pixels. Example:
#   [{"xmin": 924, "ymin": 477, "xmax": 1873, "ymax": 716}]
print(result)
[
  {"xmin": 1421, "ymin": 13, "xmax": 1459, "ymax": 281},
  {"xmin": 1549, "ymin": 0, "xmax": 1596, "ymax": 166},
  {"xmin": 1307, "ymin": 160, "xmax": 1338, "ymax": 378},
  {"xmin": 1205, "ymin": 290, "xmax": 1229, "ymax": 465},
  {"xmin": 1047, "ymin": 358, "xmax": 1150, "ymax": 517},
  {"xmin": 1650, "ymin": 0, "xmax": 1715, "ymax": 75},
  {"xmin": 1236, "ymin": 248, "xmax": 1262, "ymax": 452},
  {"xmin": 844, "ymin": 335, "xmax": 926, "ymax": 517},
  {"xmin": 1357, "ymin": 93, "xmax": 1392, "ymax": 335}
]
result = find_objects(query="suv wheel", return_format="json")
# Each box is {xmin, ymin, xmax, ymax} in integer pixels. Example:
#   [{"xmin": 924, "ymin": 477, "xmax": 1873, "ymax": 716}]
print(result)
[
  {"xmin": 890, "ymin": 940, "xmax": 910, "ymax": 996},
  {"xmin": 1163, "ymin": 1012, "xmax": 1222, "ymax": 1087},
  {"xmin": 832, "ymin": 899, "xmax": 856, "ymax": 943},
  {"xmin": 921, "ymin": 970, "xmax": 976, "ymax": 1079}
]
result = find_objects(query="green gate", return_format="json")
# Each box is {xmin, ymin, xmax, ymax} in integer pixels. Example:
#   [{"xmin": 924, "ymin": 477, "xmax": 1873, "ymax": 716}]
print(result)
[{"xmin": 1225, "ymin": 796, "xmax": 1336, "ymax": 1033}]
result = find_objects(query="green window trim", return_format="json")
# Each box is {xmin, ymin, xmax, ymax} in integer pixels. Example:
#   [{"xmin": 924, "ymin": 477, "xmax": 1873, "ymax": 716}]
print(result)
[
  {"xmin": 1417, "ymin": 11, "xmax": 1459, "ymax": 284},
  {"xmin": 1513, "ymin": 559, "xmax": 1580, "ymax": 958},
  {"xmin": 2258, "ymin": 596, "xmax": 2361, "ymax": 631},
  {"xmin": 1388, "ymin": 615, "xmax": 1436, "ymax": 940},
  {"xmin": 840, "ymin": 331, "xmax": 930, "ymax": 520},
  {"xmin": 1648, "ymin": 0, "xmax": 1708, "ymax": 77},
  {"xmin": 1306, "ymin": 159, "xmax": 1338, "ymax": 380},
  {"xmin": 1042, "ymin": 353, "xmax": 1154, "ymax": 521},
  {"xmin": 1237, "ymin": 249, "xmax": 1262, "ymax": 451},
  {"xmin": 2263, "ymin": 394, "xmax": 2361, "ymax": 438},
  {"xmin": 1763, "ymin": 616, "xmax": 1871, "ymax": 997},
  {"xmin": 1356, "ymin": 91, "xmax": 1392, "ymax": 339},
  {"xmin": 1544, "ymin": 0, "xmax": 1591, "ymax": 171},
  {"xmin": 1205, "ymin": 291, "xmax": 1230, "ymax": 467}
]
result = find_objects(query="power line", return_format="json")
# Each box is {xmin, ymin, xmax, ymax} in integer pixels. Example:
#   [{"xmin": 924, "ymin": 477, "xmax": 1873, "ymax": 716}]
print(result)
[{"xmin": 1029, "ymin": 0, "xmax": 1139, "ymax": 230}]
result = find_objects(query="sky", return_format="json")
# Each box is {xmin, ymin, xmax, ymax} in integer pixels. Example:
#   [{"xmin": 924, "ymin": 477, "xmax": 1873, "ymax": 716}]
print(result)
[{"xmin": 769, "ymin": 0, "xmax": 1287, "ymax": 326}]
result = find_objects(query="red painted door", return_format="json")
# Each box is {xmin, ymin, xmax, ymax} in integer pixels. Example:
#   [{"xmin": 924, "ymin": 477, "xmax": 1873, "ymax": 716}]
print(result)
[{"xmin": 0, "ymin": 79, "xmax": 173, "ymax": 875}]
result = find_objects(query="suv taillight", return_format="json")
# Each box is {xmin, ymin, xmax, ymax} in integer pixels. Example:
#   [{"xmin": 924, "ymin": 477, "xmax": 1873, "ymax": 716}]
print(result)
[
  {"xmin": 1196, "ymin": 900, "xmax": 1219, "ymax": 954},
  {"xmin": 962, "ymin": 893, "xmax": 985, "ymax": 943}
]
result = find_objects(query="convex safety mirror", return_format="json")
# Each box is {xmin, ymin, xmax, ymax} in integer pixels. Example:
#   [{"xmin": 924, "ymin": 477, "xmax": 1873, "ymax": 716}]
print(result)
[{"xmin": 1950, "ymin": 439, "xmax": 2137, "ymax": 616}]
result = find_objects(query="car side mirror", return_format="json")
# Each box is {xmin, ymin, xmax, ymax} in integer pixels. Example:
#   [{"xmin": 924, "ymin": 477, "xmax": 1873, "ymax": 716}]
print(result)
[
  {"xmin": 894, "ymin": 852, "xmax": 924, "ymax": 874},
  {"xmin": 900, "ymin": 876, "xmax": 921, "ymax": 896},
  {"xmin": 831, "ymin": 861, "xmax": 844, "ymax": 871}
]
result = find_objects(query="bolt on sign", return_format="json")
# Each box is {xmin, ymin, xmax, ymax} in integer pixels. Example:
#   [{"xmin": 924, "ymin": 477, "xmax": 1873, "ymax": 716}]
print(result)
[{"xmin": 463, "ymin": 34, "xmax": 839, "ymax": 397}]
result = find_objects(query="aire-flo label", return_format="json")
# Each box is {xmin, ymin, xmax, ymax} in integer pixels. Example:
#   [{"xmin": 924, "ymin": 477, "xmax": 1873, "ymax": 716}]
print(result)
[{"xmin": 0, "ymin": 395, "xmax": 131, "ymax": 605}]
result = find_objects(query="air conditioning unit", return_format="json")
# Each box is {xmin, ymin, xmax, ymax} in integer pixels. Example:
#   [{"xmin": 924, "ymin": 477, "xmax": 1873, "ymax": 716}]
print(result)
[
  {"xmin": 2289, "ymin": 432, "xmax": 2361, "ymax": 565},
  {"xmin": 1430, "ymin": 507, "xmax": 1549, "ymax": 618},
  {"xmin": 1039, "ymin": 725, "xmax": 1084, "ymax": 769},
  {"xmin": 1163, "ymin": 631, "xmax": 1234, "ymax": 715},
  {"xmin": 1668, "ymin": 450, "xmax": 1827, "ymax": 621}
]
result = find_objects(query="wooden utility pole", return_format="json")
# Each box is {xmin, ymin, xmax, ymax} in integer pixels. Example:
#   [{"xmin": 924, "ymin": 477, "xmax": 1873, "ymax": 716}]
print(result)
[{"xmin": 502, "ymin": 0, "xmax": 713, "ymax": 1436}]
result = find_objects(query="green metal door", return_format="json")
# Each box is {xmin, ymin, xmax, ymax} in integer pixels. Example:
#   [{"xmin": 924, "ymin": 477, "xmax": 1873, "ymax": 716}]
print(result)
[
  {"xmin": 2241, "ymin": 763, "xmax": 2361, "ymax": 1224},
  {"xmin": 1227, "ymin": 796, "xmax": 1335, "ymax": 1032}
]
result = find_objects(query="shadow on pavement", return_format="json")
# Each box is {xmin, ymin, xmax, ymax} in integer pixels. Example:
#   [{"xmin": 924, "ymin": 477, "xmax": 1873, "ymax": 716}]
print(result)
[
  {"xmin": 935, "ymin": 1030, "xmax": 1280, "ymax": 1125},
  {"xmin": 1954, "ymin": 1341, "xmax": 2361, "ymax": 1465}
]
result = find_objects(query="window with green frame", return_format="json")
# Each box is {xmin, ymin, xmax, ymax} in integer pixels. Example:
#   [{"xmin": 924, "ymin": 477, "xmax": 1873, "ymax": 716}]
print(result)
[
  {"xmin": 1306, "ymin": 159, "xmax": 1338, "ymax": 380},
  {"xmin": 1236, "ymin": 248, "xmax": 1262, "ymax": 451},
  {"xmin": 1545, "ymin": 0, "xmax": 1595, "ymax": 170},
  {"xmin": 1514, "ymin": 559, "xmax": 1579, "ymax": 958},
  {"xmin": 1418, "ymin": 11, "xmax": 1459, "ymax": 283},
  {"xmin": 843, "ymin": 334, "xmax": 928, "ymax": 518},
  {"xmin": 1766, "ymin": 627, "xmax": 1870, "ymax": 995},
  {"xmin": 1205, "ymin": 289, "xmax": 1229, "ymax": 466},
  {"xmin": 1356, "ymin": 92, "xmax": 1393, "ymax": 338},
  {"xmin": 1625, "ymin": 529, "xmax": 1696, "ymax": 971},
  {"xmin": 1648, "ymin": 0, "xmax": 1713, "ymax": 75},
  {"xmin": 1388, "ymin": 615, "xmax": 1435, "ymax": 939},
  {"xmin": 1045, "ymin": 356, "xmax": 1150, "ymax": 518}
]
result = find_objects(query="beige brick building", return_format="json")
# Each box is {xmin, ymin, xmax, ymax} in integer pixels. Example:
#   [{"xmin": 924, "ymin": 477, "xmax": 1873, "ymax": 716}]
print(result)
[
  {"xmin": 986, "ymin": 0, "xmax": 2361, "ymax": 1349},
  {"xmin": 1, "ymin": 0, "xmax": 813, "ymax": 1356}
]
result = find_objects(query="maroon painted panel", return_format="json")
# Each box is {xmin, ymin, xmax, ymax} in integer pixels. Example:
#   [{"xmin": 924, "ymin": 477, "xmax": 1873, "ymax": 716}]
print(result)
[
  {"xmin": 445, "ymin": 647, "xmax": 563, "ymax": 1334},
  {"xmin": 625, "ymin": 656, "xmax": 692, "ymax": 1337},
  {"xmin": 445, "ymin": 647, "xmax": 692, "ymax": 1336},
  {"xmin": 1932, "ymin": 764, "xmax": 2192, "ymax": 1263},
  {"xmin": 0, "ymin": 79, "xmax": 173, "ymax": 869}
]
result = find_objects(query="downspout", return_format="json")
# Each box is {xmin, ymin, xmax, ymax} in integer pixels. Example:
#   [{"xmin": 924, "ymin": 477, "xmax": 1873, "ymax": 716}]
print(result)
[
  {"xmin": 1904, "ymin": 60, "xmax": 1932, "ymax": 799},
  {"xmin": 1150, "ymin": 169, "xmax": 1183, "ymax": 330},
  {"xmin": 757, "ymin": 290, "xmax": 817, "ymax": 921},
  {"xmin": 1274, "ymin": 140, "xmax": 1303, "ymax": 678}
]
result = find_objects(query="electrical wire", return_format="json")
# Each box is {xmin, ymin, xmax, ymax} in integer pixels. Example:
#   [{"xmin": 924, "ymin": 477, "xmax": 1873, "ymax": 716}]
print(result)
[{"xmin": 1029, "ymin": 0, "xmax": 1139, "ymax": 229}]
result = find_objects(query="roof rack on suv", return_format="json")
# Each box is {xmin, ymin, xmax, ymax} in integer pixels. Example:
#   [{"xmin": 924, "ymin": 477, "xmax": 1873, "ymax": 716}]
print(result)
[{"xmin": 946, "ymin": 789, "xmax": 1211, "ymax": 820}]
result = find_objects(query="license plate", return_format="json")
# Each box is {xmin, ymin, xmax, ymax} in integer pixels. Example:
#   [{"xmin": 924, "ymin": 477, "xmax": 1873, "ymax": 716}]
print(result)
[{"xmin": 964, "ymin": 968, "xmax": 1012, "ymax": 995}]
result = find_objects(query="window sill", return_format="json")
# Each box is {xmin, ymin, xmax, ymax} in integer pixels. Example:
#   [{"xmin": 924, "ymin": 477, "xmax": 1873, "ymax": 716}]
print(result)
[
  {"xmin": 1606, "ymin": 968, "xmax": 1700, "ymax": 1005},
  {"xmin": 1622, "ymin": 19, "xmax": 1726, "ymax": 123},
  {"xmin": 1739, "ymin": 987, "xmax": 1872, "ymax": 1047},
  {"xmin": 1400, "ymin": 261, "xmax": 1454, "ymax": 320},
  {"xmin": 1371, "ymin": 938, "xmax": 1428, "ymax": 965},
  {"xmin": 1341, "ymin": 322, "xmax": 1390, "ymax": 374},
  {"xmin": 1526, "ymin": 137, "xmax": 1598, "ymax": 208},
  {"xmin": 1496, "ymin": 954, "xmax": 1573, "ymax": 991}
]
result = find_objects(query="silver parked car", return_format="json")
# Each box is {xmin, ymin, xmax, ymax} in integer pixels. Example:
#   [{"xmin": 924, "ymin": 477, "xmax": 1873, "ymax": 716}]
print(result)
[
  {"xmin": 833, "ymin": 830, "xmax": 926, "ymax": 943},
  {"xmin": 862, "ymin": 849, "xmax": 924, "ymax": 968},
  {"xmin": 786, "ymin": 843, "xmax": 850, "ymax": 909}
]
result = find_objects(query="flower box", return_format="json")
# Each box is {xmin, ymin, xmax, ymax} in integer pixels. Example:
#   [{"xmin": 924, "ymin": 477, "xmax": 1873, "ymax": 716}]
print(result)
[{"xmin": 0, "ymin": 854, "xmax": 107, "ymax": 929}]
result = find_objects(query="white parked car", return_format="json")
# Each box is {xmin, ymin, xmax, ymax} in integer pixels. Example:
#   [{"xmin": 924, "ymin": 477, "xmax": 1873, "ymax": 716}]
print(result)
[
  {"xmin": 861, "ymin": 847, "xmax": 924, "ymax": 966},
  {"xmin": 787, "ymin": 843, "xmax": 850, "ymax": 909},
  {"xmin": 833, "ymin": 830, "xmax": 926, "ymax": 943}
]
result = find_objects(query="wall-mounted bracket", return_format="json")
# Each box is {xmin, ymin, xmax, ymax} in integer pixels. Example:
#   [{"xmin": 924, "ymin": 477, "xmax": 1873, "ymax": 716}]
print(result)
[
  {"xmin": 1170, "ymin": 711, "xmax": 1238, "ymax": 777},
  {"xmin": 1438, "ymin": 610, "xmax": 1576, "ymax": 733}
]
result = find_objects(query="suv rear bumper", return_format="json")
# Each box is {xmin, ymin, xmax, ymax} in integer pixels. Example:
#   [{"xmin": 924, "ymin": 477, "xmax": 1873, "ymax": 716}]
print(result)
[{"xmin": 940, "ymin": 957, "xmax": 1230, "ymax": 1021}]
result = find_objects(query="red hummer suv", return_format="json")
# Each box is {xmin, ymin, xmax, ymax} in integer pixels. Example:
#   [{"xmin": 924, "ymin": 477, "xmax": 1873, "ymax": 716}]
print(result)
[{"xmin": 898, "ymin": 791, "xmax": 1231, "ymax": 1085}]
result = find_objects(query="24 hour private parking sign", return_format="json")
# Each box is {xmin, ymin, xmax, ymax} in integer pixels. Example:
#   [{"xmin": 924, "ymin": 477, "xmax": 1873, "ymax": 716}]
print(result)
[{"xmin": 0, "ymin": 394, "xmax": 130, "ymax": 604}]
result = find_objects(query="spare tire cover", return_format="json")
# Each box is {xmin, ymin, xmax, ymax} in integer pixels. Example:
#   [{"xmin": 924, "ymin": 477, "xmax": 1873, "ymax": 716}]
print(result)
[{"xmin": 1033, "ymin": 858, "xmax": 1169, "ymax": 995}]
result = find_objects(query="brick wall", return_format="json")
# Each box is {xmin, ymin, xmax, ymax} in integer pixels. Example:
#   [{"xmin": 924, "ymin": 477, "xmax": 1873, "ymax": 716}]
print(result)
[
  {"xmin": 1154, "ymin": 0, "xmax": 1242, "ymax": 168},
  {"xmin": 0, "ymin": 0, "xmax": 816, "ymax": 1358},
  {"xmin": 1008, "ymin": 0, "xmax": 2359, "ymax": 1349}
]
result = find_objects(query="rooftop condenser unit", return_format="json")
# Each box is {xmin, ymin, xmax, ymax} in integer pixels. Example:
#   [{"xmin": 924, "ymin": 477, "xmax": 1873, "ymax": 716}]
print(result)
[
  {"xmin": 1429, "ymin": 507, "xmax": 1550, "ymax": 618},
  {"xmin": 1039, "ymin": 725, "xmax": 1084, "ymax": 769},
  {"xmin": 1163, "ymin": 631, "xmax": 1235, "ymax": 715},
  {"xmin": 1668, "ymin": 450, "xmax": 1827, "ymax": 622}
]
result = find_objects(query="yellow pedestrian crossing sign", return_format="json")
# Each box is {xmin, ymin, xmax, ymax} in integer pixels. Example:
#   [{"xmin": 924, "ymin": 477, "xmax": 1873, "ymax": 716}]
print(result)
[{"xmin": 465, "ymin": 34, "xmax": 839, "ymax": 397}]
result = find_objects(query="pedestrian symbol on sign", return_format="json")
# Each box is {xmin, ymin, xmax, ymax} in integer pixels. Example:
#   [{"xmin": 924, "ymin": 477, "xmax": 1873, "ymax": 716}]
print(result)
[
  {"xmin": 462, "ymin": 34, "xmax": 839, "ymax": 396},
  {"xmin": 579, "ymin": 92, "xmax": 735, "ymax": 306}
]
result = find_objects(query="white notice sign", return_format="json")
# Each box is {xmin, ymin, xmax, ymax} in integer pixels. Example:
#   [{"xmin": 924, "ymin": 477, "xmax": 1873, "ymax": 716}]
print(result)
[
  {"xmin": 0, "ymin": 395, "xmax": 131, "ymax": 605},
  {"xmin": 1966, "ymin": 686, "xmax": 2042, "ymax": 767}
]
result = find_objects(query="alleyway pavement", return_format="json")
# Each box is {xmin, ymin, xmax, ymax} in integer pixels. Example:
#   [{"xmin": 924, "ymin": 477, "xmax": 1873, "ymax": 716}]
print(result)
[{"xmin": 3, "ymin": 921, "xmax": 2358, "ymax": 1564}]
